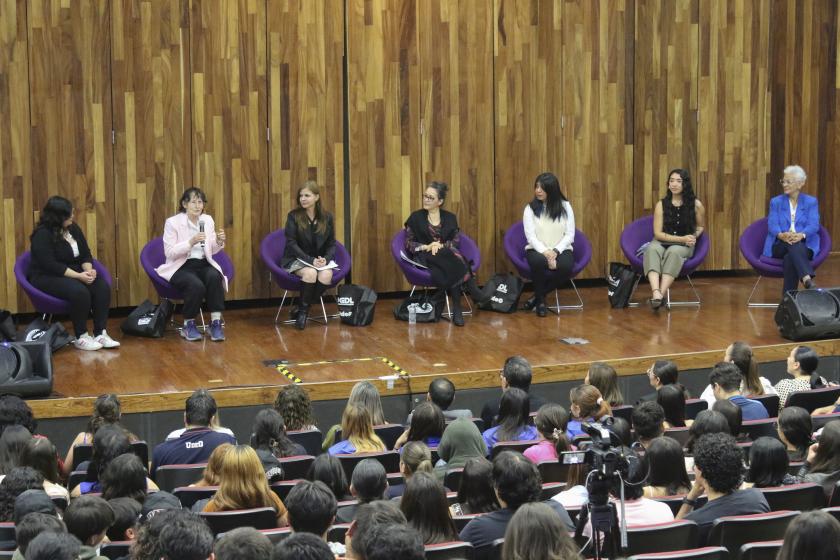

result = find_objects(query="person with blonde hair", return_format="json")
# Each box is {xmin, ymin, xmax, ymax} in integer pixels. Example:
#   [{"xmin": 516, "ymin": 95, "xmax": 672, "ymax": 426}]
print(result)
[
  {"xmin": 567, "ymin": 385, "xmax": 612, "ymax": 439},
  {"xmin": 190, "ymin": 442, "xmax": 232, "ymax": 487},
  {"xmin": 389, "ymin": 441, "xmax": 433, "ymax": 499},
  {"xmin": 323, "ymin": 381, "xmax": 387, "ymax": 450},
  {"xmin": 202, "ymin": 445, "xmax": 288, "ymax": 526},
  {"xmin": 502, "ymin": 502, "xmax": 582, "ymax": 560},
  {"xmin": 328, "ymin": 404, "xmax": 385, "ymax": 455}
]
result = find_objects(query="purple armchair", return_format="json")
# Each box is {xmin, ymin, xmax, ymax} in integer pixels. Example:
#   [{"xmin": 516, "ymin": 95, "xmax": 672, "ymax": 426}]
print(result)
[
  {"xmin": 502, "ymin": 221, "xmax": 592, "ymax": 311},
  {"xmin": 140, "ymin": 237, "xmax": 235, "ymax": 328},
  {"xmin": 390, "ymin": 229, "xmax": 481, "ymax": 319},
  {"xmin": 739, "ymin": 217, "xmax": 832, "ymax": 307},
  {"xmin": 15, "ymin": 251, "xmax": 112, "ymax": 319},
  {"xmin": 260, "ymin": 229, "xmax": 351, "ymax": 324},
  {"xmin": 619, "ymin": 215, "xmax": 710, "ymax": 308}
]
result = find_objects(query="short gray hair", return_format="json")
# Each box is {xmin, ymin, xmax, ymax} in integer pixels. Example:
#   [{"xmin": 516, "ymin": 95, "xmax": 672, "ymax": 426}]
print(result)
[{"xmin": 784, "ymin": 165, "xmax": 807, "ymax": 183}]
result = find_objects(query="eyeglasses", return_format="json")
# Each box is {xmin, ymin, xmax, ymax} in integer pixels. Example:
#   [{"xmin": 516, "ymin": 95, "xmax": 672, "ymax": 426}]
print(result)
[
  {"xmin": 423, "ymin": 194, "xmax": 437, "ymax": 201},
  {"xmin": 780, "ymin": 179, "xmax": 800, "ymax": 186}
]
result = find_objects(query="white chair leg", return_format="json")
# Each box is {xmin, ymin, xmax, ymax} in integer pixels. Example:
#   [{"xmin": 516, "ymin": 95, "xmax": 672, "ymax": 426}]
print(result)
[
  {"xmin": 626, "ymin": 275, "xmax": 644, "ymax": 307},
  {"xmin": 746, "ymin": 275, "xmax": 779, "ymax": 308},
  {"xmin": 548, "ymin": 280, "xmax": 585, "ymax": 313},
  {"xmin": 665, "ymin": 275, "xmax": 701, "ymax": 308},
  {"xmin": 275, "ymin": 290, "xmax": 290, "ymax": 323}
]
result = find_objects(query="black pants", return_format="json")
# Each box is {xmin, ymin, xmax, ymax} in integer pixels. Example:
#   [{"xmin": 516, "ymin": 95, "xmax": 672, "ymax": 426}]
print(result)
[
  {"xmin": 526, "ymin": 248, "xmax": 574, "ymax": 301},
  {"xmin": 31, "ymin": 274, "xmax": 110, "ymax": 337},
  {"xmin": 771, "ymin": 239, "xmax": 815, "ymax": 294},
  {"xmin": 170, "ymin": 259, "xmax": 225, "ymax": 320}
]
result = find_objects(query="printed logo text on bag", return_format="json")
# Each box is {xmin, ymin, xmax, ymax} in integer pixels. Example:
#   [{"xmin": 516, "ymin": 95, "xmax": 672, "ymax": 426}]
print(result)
[
  {"xmin": 337, "ymin": 297, "xmax": 354, "ymax": 306},
  {"xmin": 496, "ymin": 283, "xmax": 508, "ymax": 294},
  {"xmin": 25, "ymin": 329, "xmax": 46, "ymax": 342}
]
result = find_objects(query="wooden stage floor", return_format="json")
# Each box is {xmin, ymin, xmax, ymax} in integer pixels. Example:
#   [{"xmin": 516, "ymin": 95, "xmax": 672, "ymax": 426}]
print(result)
[{"xmin": 33, "ymin": 256, "xmax": 840, "ymax": 419}]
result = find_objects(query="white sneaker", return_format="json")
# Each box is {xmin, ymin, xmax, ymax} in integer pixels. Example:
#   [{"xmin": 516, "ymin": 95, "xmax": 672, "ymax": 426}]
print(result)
[
  {"xmin": 94, "ymin": 330, "xmax": 121, "ymax": 349},
  {"xmin": 74, "ymin": 333, "xmax": 103, "ymax": 351}
]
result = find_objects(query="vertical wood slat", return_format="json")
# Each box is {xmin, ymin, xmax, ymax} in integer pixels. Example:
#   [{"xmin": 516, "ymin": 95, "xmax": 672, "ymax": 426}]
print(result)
[
  {"xmin": 347, "ymin": 0, "xmax": 421, "ymax": 292},
  {"xmin": 27, "ymin": 0, "xmax": 116, "ymax": 280},
  {"xmin": 112, "ymin": 0, "xmax": 192, "ymax": 306},
  {"xmin": 418, "ymin": 0, "xmax": 495, "ymax": 281},
  {"xmin": 0, "ymin": 0, "xmax": 33, "ymax": 312},
  {"xmin": 190, "ymin": 0, "xmax": 269, "ymax": 299}
]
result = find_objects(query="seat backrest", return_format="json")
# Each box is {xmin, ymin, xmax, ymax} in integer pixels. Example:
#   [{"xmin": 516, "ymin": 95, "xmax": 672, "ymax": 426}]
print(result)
[
  {"xmin": 824, "ymin": 506, "xmax": 840, "ymax": 522},
  {"xmin": 620, "ymin": 216, "xmax": 655, "ymax": 258},
  {"xmin": 154, "ymin": 463, "xmax": 207, "ymax": 492},
  {"xmin": 67, "ymin": 470, "xmax": 87, "ymax": 492},
  {"xmin": 258, "ymin": 527, "xmax": 292, "ymax": 544},
  {"xmin": 738, "ymin": 540, "xmax": 783, "ymax": 560},
  {"xmin": 612, "ymin": 405, "xmax": 634, "ymax": 425},
  {"xmin": 424, "ymin": 541, "xmax": 475, "ymax": 560},
  {"xmin": 490, "ymin": 440, "xmax": 535, "ymax": 458},
  {"xmin": 741, "ymin": 418, "xmax": 779, "ymax": 441},
  {"xmin": 663, "ymin": 427, "xmax": 691, "ymax": 447},
  {"xmin": 173, "ymin": 485, "xmax": 218, "ymax": 509},
  {"xmin": 452, "ymin": 513, "xmax": 482, "ymax": 531},
  {"xmin": 536, "ymin": 459, "xmax": 570, "ymax": 484},
  {"xmin": 443, "ymin": 468, "xmax": 464, "ymax": 491},
  {"xmin": 199, "ymin": 507, "xmax": 277, "ymax": 536},
  {"xmin": 628, "ymin": 546, "xmax": 730, "ymax": 560},
  {"xmin": 327, "ymin": 523, "xmax": 353, "ymax": 543},
  {"xmin": 140, "ymin": 237, "xmax": 166, "ymax": 271},
  {"xmin": 760, "ymin": 482, "xmax": 826, "ymax": 511},
  {"xmin": 707, "ymin": 511, "xmax": 799, "ymax": 554},
  {"xmin": 374, "ymin": 424, "xmax": 407, "ymax": 450},
  {"xmin": 100, "ymin": 541, "xmax": 131, "ymax": 560},
  {"xmin": 287, "ymin": 429, "xmax": 323, "ymax": 456},
  {"xmin": 625, "ymin": 520, "xmax": 699, "ymax": 556},
  {"xmin": 812, "ymin": 413, "xmax": 840, "ymax": 431},
  {"xmin": 787, "ymin": 387, "xmax": 840, "ymax": 413},
  {"xmin": 13, "ymin": 252, "xmax": 32, "ymax": 286},
  {"xmin": 751, "ymin": 394, "xmax": 780, "ymax": 418},
  {"xmin": 685, "ymin": 399, "xmax": 708, "ymax": 420},
  {"xmin": 260, "ymin": 229, "xmax": 286, "ymax": 267},
  {"xmin": 269, "ymin": 480, "xmax": 300, "ymax": 502},
  {"xmin": 72, "ymin": 444, "xmax": 93, "ymax": 470},
  {"xmin": 337, "ymin": 451, "xmax": 401, "ymax": 480},
  {"xmin": 277, "ymin": 455, "xmax": 315, "ymax": 480}
]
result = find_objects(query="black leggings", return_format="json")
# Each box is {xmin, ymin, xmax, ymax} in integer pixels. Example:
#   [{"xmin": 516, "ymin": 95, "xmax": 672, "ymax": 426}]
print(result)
[
  {"xmin": 170, "ymin": 258, "xmax": 225, "ymax": 320},
  {"xmin": 31, "ymin": 274, "xmax": 111, "ymax": 337},
  {"xmin": 525, "ymin": 249, "xmax": 574, "ymax": 301}
]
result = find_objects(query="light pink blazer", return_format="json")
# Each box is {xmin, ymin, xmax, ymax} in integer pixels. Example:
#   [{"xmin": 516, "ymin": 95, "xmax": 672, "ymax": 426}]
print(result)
[{"xmin": 155, "ymin": 213, "xmax": 229, "ymax": 291}]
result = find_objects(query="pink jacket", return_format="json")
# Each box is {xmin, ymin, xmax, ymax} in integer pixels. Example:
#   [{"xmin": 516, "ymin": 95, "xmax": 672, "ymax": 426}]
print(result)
[{"xmin": 155, "ymin": 213, "xmax": 229, "ymax": 291}]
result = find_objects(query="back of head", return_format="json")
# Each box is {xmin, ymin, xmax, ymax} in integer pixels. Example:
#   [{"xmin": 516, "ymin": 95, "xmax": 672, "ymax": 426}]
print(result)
[
  {"xmin": 400, "ymin": 471, "xmax": 456, "ymax": 545},
  {"xmin": 250, "ymin": 408, "xmax": 298, "ymax": 457},
  {"xmin": 90, "ymin": 424, "xmax": 131, "ymax": 481},
  {"xmin": 215, "ymin": 526, "xmax": 273, "ymax": 560},
  {"xmin": 0, "ymin": 424, "xmax": 31, "ymax": 475},
  {"xmin": 644, "ymin": 436, "xmax": 691, "ymax": 495},
  {"xmin": 496, "ymin": 388, "xmax": 530, "ymax": 440},
  {"xmin": 588, "ymin": 362, "xmax": 624, "ymax": 407},
  {"xmin": 777, "ymin": 510, "xmax": 840, "ymax": 560},
  {"xmin": 271, "ymin": 531, "xmax": 334, "ymax": 560},
  {"xmin": 0, "ymin": 394, "xmax": 37, "ymax": 435},
  {"xmin": 728, "ymin": 342, "xmax": 763, "ymax": 395},
  {"xmin": 401, "ymin": 441, "xmax": 432, "ymax": 475},
  {"xmin": 106, "ymin": 497, "xmax": 141, "ymax": 542},
  {"xmin": 185, "ymin": 389, "xmax": 217, "ymax": 427},
  {"xmin": 306, "ymin": 453, "xmax": 349, "ymax": 500},
  {"xmin": 502, "ymin": 502, "xmax": 582, "ymax": 560},
  {"xmin": 693, "ymin": 433, "xmax": 744, "ymax": 494},
  {"xmin": 22, "ymin": 436, "xmax": 60, "ymax": 484},
  {"xmin": 570, "ymin": 385, "xmax": 612, "ymax": 420},
  {"xmin": 709, "ymin": 362, "xmax": 742, "ymax": 393},
  {"xmin": 457, "ymin": 457, "xmax": 500, "ymax": 514},
  {"xmin": 15, "ymin": 512, "xmax": 65, "ymax": 556},
  {"xmin": 362, "ymin": 523, "xmax": 425, "ymax": 560},
  {"xmin": 534, "ymin": 404, "xmax": 571, "ymax": 453},
  {"xmin": 428, "ymin": 378, "xmax": 456, "ymax": 410},
  {"xmin": 64, "ymin": 495, "xmax": 115, "ymax": 545},
  {"xmin": 14, "ymin": 489, "xmax": 56, "ymax": 524},
  {"xmin": 406, "ymin": 402, "xmax": 445, "ymax": 443},
  {"xmin": 652, "ymin": 360, "xmax": 679, "ymax": 386},
  {"xmin": 25, "ymin": 532, "xmax": 81, "ymax": 560},
  {"xmin": 632, "ymin": 401, "xmax": 665, "ymax": 441},
  {"xmin": 686, "ymin": 410, "xmax": 730, "ymax": 453},
  {"xmin": 349, "ymin": 381, "xmax": 385, "ymax": 425},
  {"xmin": 493, "ymin": 451, "xmax": 541, "ymax": 510},
  {"xmin": 350, "ymin": 501, "xmax": 407, "ymax": 558},
  {"xmin": 811, "ymin": 420, "xmax": 840, "ymax": 474},
  {"xmin": 213, "ymin": 445, "xmax": 272, "ymax": 510},
  {"xmin": 794, "ymin": 345, "xmax": 823, "ymax": 389},
  {"xmin": 101, "ymin": 452, "xmax": 147, "ymax": 501},
  {"xmin": 503, "ymin": 356, "xmax": 533, "ymax": 391},
  {"xmin": 273, "ymin": 384, "xmax": 315, "ymax": 432},
  {"xmin": 0, "ymin": 466, "xmax": 44, "ymax": 522},
  {"xmin": 747, "ymin": 437, "xmax": 790, "ymax": 488},
  {"xmin": 285, "ymin": 480, "xmax": 337, "ymax": 536},
  {"xmin": 351, "ymin": 458, "xmax": 387, "ymax": 503},
  {"xmin": 158, "ymin": 511, "xmax": 214, "ymax": 560},
  {"xmin": 778, "ymin": 406, "xmax": 813, "ymax": 457},
  {"xmin": 89, "ymin": 393, "xmax": 121, "ymax": 434},
  {"xmin": 200, "ymin": 442, "xmax": 232, "ymax": 486},
  {"xmin": 341, "ymin": 403, "xmax": 384, "ymax": 453},
  {"xmin": 133, "ymin": 507, "xmax": 190, "ymax": 560},
  {"xmin": 712, "ymin": 398, "xmax": 742, "ymax": 437},
  {"xmin": 656, "ymin": 384, "xmax": 687, "ymax": 427},
  {"xmin": 607, "ymin": 416, "xmax": 633, "ymax": 448},
  {"xmin": 609, "ymin": 448, "xmax": 645, "ymax": 500}
]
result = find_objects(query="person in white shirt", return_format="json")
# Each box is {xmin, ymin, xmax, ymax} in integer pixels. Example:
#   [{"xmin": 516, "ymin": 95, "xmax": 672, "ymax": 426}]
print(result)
[
  {"xmin": 521, "ymin": 172, "xmax": 575, "ymax": 317},
  {"xmin": 699, "ymin": 341, "xmax": 776, "ymax": 409}
]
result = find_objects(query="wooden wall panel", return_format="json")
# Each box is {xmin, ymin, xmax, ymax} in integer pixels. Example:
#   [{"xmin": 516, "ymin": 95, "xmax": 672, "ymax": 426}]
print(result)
[
  {"xmin": 561, "ymin": 0, "xmax": 634, "ymax": 275},
  {"xmin": 769, "ymin": 0, "xmax": 839, "ymax": 252},
  {"xmin": 418, "ymin": 0, "xmax": 495, "ymax": 281},
  {"xmin": 27, "ymin": 1, "xmax": 115, "ymax": 278},
  {"xmin": 633, "ymin": 0, "xmax": 698, "ymax": 215},
  {"xmin": 347, "ymin": 0, "xmax": 421, "ymax": 291},
  {"xmin": 0, "ymin": 0, "xmax": 32, "ymax": 313},
  {"xmin": 267, "ymin": 0, "xmax": 345, "ymax": 249},
  {"xmin": 112, "ymin": 0, "xmax": 192, "ymax": 306},
  {"xmin": 493, "ymin": 0, "xmax": 565, "ymax": 272},
  {"xmin": 190, "ymin": 0, "xmax": 269, "ymax": 299},
  {"xmin": 698, "ymin": 0, "xmax": 771, "ymax": 269}
]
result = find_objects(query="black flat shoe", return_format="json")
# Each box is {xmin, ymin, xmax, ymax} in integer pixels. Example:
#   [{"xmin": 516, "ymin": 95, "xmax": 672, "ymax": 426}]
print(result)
[
  {"xmin": 649, "ymin": 298, "xmax": 662, "ymax": 310},
  {"xmin": 451, "ymin": 307, "xmax": 465, "ymax": 326},
  {"xmin": 803, "ymin": 278, "xmax": 815, "ymax": 289},
  {"xmin": 536, "ymin": 303, "xmax": 547, "ymax": 317},
  {"xmin": 295, "ymin": 306, "xmax": 309, "ymax": 330},
  {"xmin": 523, "ymin": 296, "xmax": 537, "ymax": 311}
]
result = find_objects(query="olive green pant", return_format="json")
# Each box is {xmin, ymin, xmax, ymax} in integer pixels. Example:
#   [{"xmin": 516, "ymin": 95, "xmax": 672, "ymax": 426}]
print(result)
[{"xmin": 643, "ymin": 240, "xmax": 694, "ymax": 278}]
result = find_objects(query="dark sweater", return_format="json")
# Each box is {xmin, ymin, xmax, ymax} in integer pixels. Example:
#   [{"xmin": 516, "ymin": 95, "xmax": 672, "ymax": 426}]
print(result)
[{"xmin": 29, "ymin": 223, "xmax": 93, "ymax": 278}]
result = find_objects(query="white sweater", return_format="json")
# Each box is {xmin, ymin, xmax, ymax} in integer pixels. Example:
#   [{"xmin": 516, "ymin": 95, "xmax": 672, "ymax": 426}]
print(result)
[{"xmin": 523, "ymin": 201, "xmax": 575, "ymax": 253}]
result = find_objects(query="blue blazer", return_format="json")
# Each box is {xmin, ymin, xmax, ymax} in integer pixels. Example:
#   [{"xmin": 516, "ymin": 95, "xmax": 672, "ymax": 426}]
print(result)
[{"xmin": 763, "ymin": 193, "xmax": 820, "ymax": 257}]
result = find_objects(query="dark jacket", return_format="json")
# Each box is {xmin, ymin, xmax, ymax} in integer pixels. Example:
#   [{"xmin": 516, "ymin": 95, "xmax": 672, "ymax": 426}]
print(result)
[
  {"xmin": 405, "ymin": 209, "xmax": 460, "ymax": 249},
  {"xmin": 281, "ymin": 211, "xmax": 336, "ymax": 268},
  {"xmin": 29, "ymin": 223, "xmax": 93, "ymax": 279}
]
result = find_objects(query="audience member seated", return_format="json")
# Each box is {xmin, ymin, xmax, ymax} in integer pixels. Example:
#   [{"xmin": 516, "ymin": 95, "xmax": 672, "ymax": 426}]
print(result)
[
  {"xmin": 631, "ymin": 401, "xmax": 665, "ymax": 450},
  {"xmin": 250, "ymin": 408, "xmax": 307, "ymax": 482},
  {"xmin": 709, "ymin": 362, "xmax": 769, "ymax": 420},
  {"xmin": 450, "ymin": 457, "xmax": 500, "ymax": 516},
  {"xmin": 775, "ymin": 345, "xmax": 828, "ymax": 408},
  {"xmin": 776, "ymin": 510, "xmax": 840, "ymax": 560},
  {"xmin": 64, "ymin": 495, "xmax": 116, "ymax": 559},
  {"xmin": 406, "ymin": 378, "xmax": 472, "ymax": 423},
  {"xmin": 130, "ymin": 497, "xmax": 187, "ymax": 560},
  {"xmin": 552, "ymin": 463, "xmax": 590, "ymax": 509},
  {"xmin": 0, "ymin": 467, "xmax": 45, "ymax": 521},
  {"xmin": 272, "ymin": 531, "xmax": 335, "ymax": 560},
  {"xmin": 214, "ymin": 527, "xmax": 273, "ymax": 560},
  {"xmin": 658, "ymin": 383, "xmax": 691, "ymax": 428},
  {"xmin": 13, "ymin": 489, "xmax": 57, "ymax": 524},
  {"xmin": 642, "ymin": 436, "xmax": 692, "ymax": 497},
  {"xmin": 684, "ymin": 410, "xmax": 731, "ymax": 471},
  {"xmin": 157, "ymin": 510, "xmax": 214, "ymax": 560},
  {"xmin": 503, "ymin": 502, "xmax": 582, "ymax": 560},
  {"xmin": 608, "ymin": 416, "xmax": 633, "ymax": 447},
  {"xmin": 400, "ymin": 471, "xmax": 458, "ymax": 545},
  {"xmin": 336, "ymin": 458, "xmax": 388, "ymax": 523},
  {"xmin": 0, "ymin": 425, "xmax": 31, "ymax": 476},
  {"xmin": 284, "ymin": 480, "xmax": 345, "ymax": 557},
  {"xmin": 344, "ymin": 501, "xmax": 407, "ymax": 560},
  {"xmin": 190, "ymin": 442, "xmax": 231, "ymax": 488},
  {"xmin": 585, "ymin": 362, "xmax": 624, "ymax": 407},
  {"xmin": 327, "ymin": 404, "xmax": 386, "ymax": 456},
  {"xmin": 778, "ymin": 406, "xmax": 814, "ymax": 461},
  {"xmin": 568, "ymin": 385, "xmax": 612, "ymax": 439},
  {"xmin": 14, "ymin": 512, "xmax": 66, "ymax": 560},
  {"xmin": 797, "ymin": 420, "xmax": 840, "ymax": 498},
  {"xmin": 812, "ymin": 394, "xmax": 840, "ymax": 416},
  {"xmin": 435, "ymin": 417, "xmax": 487, "ymax": 478},
  {"xmin": 459, "ymin": 451, "xmax": 574, "ymax": 549},
  {"xmin": 699, "ymin": 342, "xmax": 776, "ymax": 408},
  {"xmin": 357, "ymin": 523, "xmax": 424, "ymax": 560},
  {"xmin": 479, "ymin": 356, "xmax": 546, "ymax": 429},
  {"xmin": 524, "ymin": 404, "xmax": 571, "ymax": 463},
  {"xmin": 26, "ymin": 532, "xmax": 83, "ymax": 560},
  {"xmin": 676, "ymin": 433, "xmax": 770, "ymax": 544},
  {"xmin": 62, "ymin": 394, "xmax": 137, "ymax": 477},
  {"xmin": 482, "ymin": 388, "xmax": 538, "ymax": 449},
  {"xmin": 389, "ymin": 441, "xmax": 432, "ymax": 498},
  {"xmin": 201, "ymin": 445, "xmax": 288, "ymax": 526},
  {"xmin": 324, "ymin": 381, "xmax": 388, "ymax": 451},
  {"xmin": 0, "ymin": 395, "xmax": 39, "ymax": 436},
  {"xmin": 393, "ymin": 402, "xmax": 445, "ymax": 450},
  {"xmin": 274, "ymin": 384, "xmax": 318, "ymax": 432},
  {"xmin": 712, "ymin": 398, "xmax": 746, "ymax": 441},
  {"xmin": 106, "ymin": 497, "xmax": 141, "ymax": 542},
  {"xmin": 743, "ymin": 437, "xmax": 800, "ymax": 488},
  {"xmin": 306, "ymin": 453, "xmax": 353, "ymax": 501},
  {"xmin": 101, "ymin": 453, "xmax": 153, "ymax": 502},
  {"xmin": 151, "ymin": 389, "xmax": 237, "ymax": 478},
  {"xmin": 637, "ymin": 360, "xmax": 680, "ymax": 403},
  {"xmin": 74, "ymin": 425, "xmax": 158, "ymax": 497},
  {"xmin": 21, "ymin": 437, "xmax": 69, "ymax": 502}
]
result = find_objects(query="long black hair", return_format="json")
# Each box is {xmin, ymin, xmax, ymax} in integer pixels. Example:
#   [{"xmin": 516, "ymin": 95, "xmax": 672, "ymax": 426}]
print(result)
[
  {"xmin": 663, "ymin": 168, "xmax": 696, "ymax": 232},
  {"xmin": 530, "ymin": 172, "xmax": 568, "ymax": 221},
  {"xmin": 249, "ymin": 409, "xmax": 300, "ymax": 458},
  {"xmin": 747, "ymin": 437, "xmax": 790, "ymax": 488},
  {"xmin": 793, "ymin": 346, "xmax": 824, "ymax": 389},
  {"xmin": 33, "ymin": 196, "xmax": 73, "ymax": 240},
  {"xmin": 456, "ymin": 457, "xmax": 500, "ymax": 514},
  {"xmin": 657, "ymin": 384, "xmax": 687, "ymax": 428},
  {"xmin": 495, "ymin": 388, "xmax": 530, "ymax": 442},
  {"xmin": 778, "ymin": 406, "xmax": 813, "ymax": 461},
  {"xmin": 643, "ymin": 437, "xmax": 691, "ymax": 495}
]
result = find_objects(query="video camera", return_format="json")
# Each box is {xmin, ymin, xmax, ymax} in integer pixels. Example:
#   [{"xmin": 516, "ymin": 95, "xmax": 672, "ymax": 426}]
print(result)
[{"xmin": 561, "ymin": 419, "xmax": 630, "ymax": 479}]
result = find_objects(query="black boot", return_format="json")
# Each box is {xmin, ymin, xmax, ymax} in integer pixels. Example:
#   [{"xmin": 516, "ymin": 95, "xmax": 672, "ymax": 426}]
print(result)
[
  {"xmin": 465, "ymin": 277, "xmax": 491, "ymax": 305},
  {"xmin": 448, "ymin": 286, "xmax": 465, "ymax": 326},
  {"xmin": 312, "ymin": 280, "xmax": 329, "ymax": 303},
  {"xmin": 296, "ymin": 282, "xmax": 316, "ymax": 330},
  {"xmin": 535, "ymin": 295, "xmax": 547, "ymax": 317}
]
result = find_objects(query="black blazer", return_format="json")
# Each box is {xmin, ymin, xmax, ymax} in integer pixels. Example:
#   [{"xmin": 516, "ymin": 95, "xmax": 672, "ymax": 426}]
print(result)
[
  {"xmin": 281, "ymin": 211, "xmax": 336, "ymax": 268},
  {"xmin": 404, "ymin": 209, "xmax": 460, "ymax": 248},
  {"xmin": 29, "ymin": 223, "xmax": 93, "ymax": 279}
]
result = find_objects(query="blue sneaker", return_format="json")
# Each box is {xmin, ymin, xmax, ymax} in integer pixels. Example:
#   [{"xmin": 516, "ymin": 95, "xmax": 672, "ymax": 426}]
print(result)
[
  {"xmin": 209, "ymin": 319, "xmax": 225, "ymax": 341},
  {"xmin": 181, "ymin": 320, "xmax": 202, "ymax": 341}
]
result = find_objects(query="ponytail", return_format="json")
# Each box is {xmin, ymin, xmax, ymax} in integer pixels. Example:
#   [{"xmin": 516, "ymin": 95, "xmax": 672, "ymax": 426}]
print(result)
[
  {"xmin": 570, "ymin": 385, "xmax": 612, "ymax": 420},
  {"xmin": 401, "ymin": 441, "xmax": 432, "ymax": 476}
]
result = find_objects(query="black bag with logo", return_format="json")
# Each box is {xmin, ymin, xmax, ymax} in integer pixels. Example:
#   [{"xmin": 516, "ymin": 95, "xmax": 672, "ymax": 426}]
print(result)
[
  {"xmin": 478, "ymin": 273, "xmax": 524, "ymax": 313},
  {"xmin": 16, "ymin": 318, "xmax": 73, "ymax": 351},
  {"xmin": 121, "ymin": 299, "xmax": 172, "ymax": 338},
  {"xmin": 607, "ymin": 262, "xmax": 640, "ymax": 308},
  {"xmin": 337, "ymin": 284, "xmax": 377, "ymax": 326},
  {"xmin": 394, "ymin": 294, "xmax": 444, "ymax": 323}
]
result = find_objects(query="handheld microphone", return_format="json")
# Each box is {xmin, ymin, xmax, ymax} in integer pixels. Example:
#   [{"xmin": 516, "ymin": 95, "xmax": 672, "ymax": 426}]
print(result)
[{"xmin": 198, "ymin": 220, "xmax": 205, "ymax": 248}]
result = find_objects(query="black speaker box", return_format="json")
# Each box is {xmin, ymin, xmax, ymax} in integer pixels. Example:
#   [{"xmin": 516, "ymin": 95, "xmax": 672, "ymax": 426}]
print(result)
[
  {"xmin": 775, "ymin": 288, "xmax": 840, "ymax": 341},
  {"xmin": 0, "ymin": 341, "xmax": 53, "ymax": 397}
]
